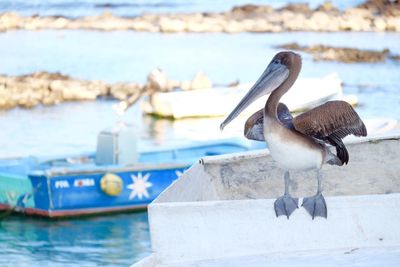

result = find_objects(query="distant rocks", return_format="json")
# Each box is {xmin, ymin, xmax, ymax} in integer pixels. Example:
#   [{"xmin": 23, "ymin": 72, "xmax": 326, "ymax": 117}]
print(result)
[
  {"xmin": 0, "ymin": 72, "xmax": 112, "ymax": 110},
  {"xmin": 278, "ymin": 42, "xmax": 399, "ymax": 63},
  {"xmin": 0, "ymin": 1, "xmax": 399, "ymax": 33},
  {"xmin": 358, "ymin": 0, "xmax": 400, "ymax": 16},
  {"xmin": 0, "ymin": 70, "xmax": 215, "ymax": 110}
]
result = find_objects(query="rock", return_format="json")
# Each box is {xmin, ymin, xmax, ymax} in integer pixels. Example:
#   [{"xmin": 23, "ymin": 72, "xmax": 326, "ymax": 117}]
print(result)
[
  {"xmin": 278, "ymin": 3, "xmax": 311, "ymax": 14},
  {"xmin": 131, "ymin": 20, "xmax": 159, "ymax": 32},
  {"xmin": 49, "ymin": 80, "xmax": 98, "ymax": 101},
  {"xmin": 52, "ymin": 17, "xmax": 69, "ymax": 29},
  {"xmin": 186, "ymin": 21, "xmax": 207, "ymax": 32},
  {"xmin": 357, "ymin": 0, "xmax": 400, "ymax": 16},
  {"xmin": 0, "ymin": 84, "xmax": 17, "ymax": 109},
  {"xmin": 146, "ymin": 68, "xmax": 170, "ymax": 92},
  {"xmin": 386, "ymin": 17, "xmax": 400, "ymax": 31},
  {"xmin": 246, "ymin": 19, "xmax": 274, "ymax": 32},
  {"xmin": 0, "ymin": 2, "xmax": 399, "ymax": 33},
  {"xmin": 190, "ymin": 72, "xmax": 212, "ymax": 90},
  {"xmin": 283, "ymin": 13, "xmax": 308, "ymax": 31},
  {"xmin": 0, "ymin": 12, "xmax": 21, "ymax": 31},
  {"xmin": 110, "ymin": 83, "xmax": 142, "ymax": 100},
  {"xmin": 315, "ymin": 2, "xmax": 340, "ymax": 13},
  {"xmin": 373, "ymin": 17, "xmax": 387, "ymax": 31},
  {"xmin": 278, "ymin": 42, "xmax": 302, "ymax": 50},
  {"xmin": 159, "ymin": 18, "xmax": 186, "ymax": 32},
  {"xmin": 86, "ymin": 80, "xmax": 109, "ymax": 96},
  {"xmin": 42, "ymin": 91, "xmax": 62, "ymax": 106},
  {"xmin": 230, "ymin": 4, "xmax": 273, "ymax": 18},
  {"xmin": 340, "ymin": 10, "xmax": 373, "ymax": 31},
  {"xmin": 277, "ymin": 42, "xmax": 394, "ymax": 63},
  {"xmin": 18, "ymin": 92, "xmax": 40, "ymax": 108},
  {"xmin": 201, "ymin": 17, "xmax": 224, "ymax": 32},
  {"xmin": 223, "ymin": 20, "xmax": 245, "ymax": 33},
  {"xmin": 308, "ymin": 11, "xmax": 339, "ymax": 31},
  {"xmin": 231, "ymin": 4, "xmax": 269, "ymax": 14},
  {"xmin": 0, "ymin": 69, "xmax": 216, "ymax": 110},
  {"xmin": 27, "ymin": 71, "xmax": 70, "ymax": 80}
]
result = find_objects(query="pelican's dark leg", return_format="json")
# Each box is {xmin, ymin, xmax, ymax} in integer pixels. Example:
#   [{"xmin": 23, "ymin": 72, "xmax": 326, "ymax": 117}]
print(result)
[
  {"xmin": 302, "ymin": 170, "xmax": 327, "ymax": 219},
  {"xmin": 274, "ymin": 171, "xmax": 299, "ymax": 219}
]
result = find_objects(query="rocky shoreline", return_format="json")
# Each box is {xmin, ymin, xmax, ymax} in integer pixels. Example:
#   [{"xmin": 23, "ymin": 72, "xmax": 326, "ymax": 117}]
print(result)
[
  {"xmin": 0, "ymin": 70, "xmax": 213, "ymax": 110},
  {"xmin": 1, "ymin": 37, "xmax": 397, "ymax": 111},
  {"xmin": 0, "ymin": 1, "xmax": 399, "ymax": 33},
  {"xmin": 277, "ymin": 43, "xmax": 400, "ymax": 63}
]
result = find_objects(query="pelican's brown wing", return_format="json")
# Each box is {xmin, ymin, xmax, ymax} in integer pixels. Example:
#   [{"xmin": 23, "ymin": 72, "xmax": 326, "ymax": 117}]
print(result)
[{"xmin": 293, "ymin": 100, "xmax": 367, "ymax": 164}]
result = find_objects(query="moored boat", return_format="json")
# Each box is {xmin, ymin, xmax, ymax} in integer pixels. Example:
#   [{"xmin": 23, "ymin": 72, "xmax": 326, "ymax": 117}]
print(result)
[
  {"xmin": 0, "ymin": 128, "xmax": 256, "ymax": 218},
  {"xmin": 141, "ymin": 74, "xmax": 356, "ymax": 119}
]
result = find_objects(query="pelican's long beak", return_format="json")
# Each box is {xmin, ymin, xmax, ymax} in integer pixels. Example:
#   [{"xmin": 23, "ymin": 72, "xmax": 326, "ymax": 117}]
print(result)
[{"xmin": 220, "ymin": 61, "xmax": 289, "ymax": 131}]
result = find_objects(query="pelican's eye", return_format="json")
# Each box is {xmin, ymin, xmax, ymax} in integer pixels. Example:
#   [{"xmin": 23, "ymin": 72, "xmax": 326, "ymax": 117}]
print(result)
[{"xmin": 273, "ymin": 59, "xmax": 280, "ymax": 65}]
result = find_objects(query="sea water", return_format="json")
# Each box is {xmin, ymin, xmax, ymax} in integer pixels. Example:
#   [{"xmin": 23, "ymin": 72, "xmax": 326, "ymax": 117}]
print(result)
[
  {"xmin": 0, "ymin": 0, "xmax": 365, "ymax": 18},
  {"xmin": 0, "ymin": 213, "xmax": 150, "ymax": 266}
]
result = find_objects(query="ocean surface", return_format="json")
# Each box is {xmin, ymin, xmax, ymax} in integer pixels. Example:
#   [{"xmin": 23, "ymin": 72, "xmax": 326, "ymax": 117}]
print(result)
[
  {"xmin": 0, "ymin": 212, "xmax": 150, "ymax": 267},
  {"xmin": 0, "ymin": 0, "xmax": 365, "ymax": 18},
  {"xmin": 0, "ymin": 1, "xmax": 400, "ymax": 266}
]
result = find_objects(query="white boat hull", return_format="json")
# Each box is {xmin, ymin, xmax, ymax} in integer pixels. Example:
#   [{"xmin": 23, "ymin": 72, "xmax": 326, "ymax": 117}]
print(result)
[
  {"xmin": 142, "ymin": 74, "xmax": 347, "ymax": 119},
  {"xmin": 133, "ymin": 133, "xmax": 400, "ymax": 267}
]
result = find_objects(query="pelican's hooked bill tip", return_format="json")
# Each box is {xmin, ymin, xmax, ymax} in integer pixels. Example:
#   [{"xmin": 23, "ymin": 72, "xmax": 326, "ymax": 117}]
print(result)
[{"xmin": 219, "ymin": 123, "xmax": 225, "ymax": 131}]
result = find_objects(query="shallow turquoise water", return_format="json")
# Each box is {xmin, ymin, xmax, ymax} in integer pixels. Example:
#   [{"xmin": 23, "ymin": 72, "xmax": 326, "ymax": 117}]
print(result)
[{"xmin": 0, "ymin": 212, "xmax": 150, "ymax": 266}]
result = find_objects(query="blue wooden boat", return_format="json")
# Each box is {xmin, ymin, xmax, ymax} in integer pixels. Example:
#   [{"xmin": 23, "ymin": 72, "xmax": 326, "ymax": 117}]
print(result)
[{"xmin": 0, "ymin": 137, "xmax": 260, "ymax": 218}]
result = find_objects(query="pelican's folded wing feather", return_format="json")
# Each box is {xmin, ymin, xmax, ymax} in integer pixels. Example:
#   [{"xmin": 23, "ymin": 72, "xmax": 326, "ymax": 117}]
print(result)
[
  {"xmin": 292, "ymin": 101, "xmax": 367, "ymax": 165},
  {"xmin": 292, "ymin": 101, "xmax": 367, "ymax": 139}
]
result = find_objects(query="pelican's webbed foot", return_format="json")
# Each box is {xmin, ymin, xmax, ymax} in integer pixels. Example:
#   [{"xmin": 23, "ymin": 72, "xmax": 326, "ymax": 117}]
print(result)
[
  {"xmin": 274, "ymin": 194, "xmax": 299, "ymax": 219},
  {"xmin": 302, "ymin": 170, "xmax": 328, "ymax": 219},
  {"xmin": 302, "ymin": 192, "xmax": 327, "ymax": 219},
  {"xmin": 274, "ymin": 171, "xmax": 298, "ymax": 219}
]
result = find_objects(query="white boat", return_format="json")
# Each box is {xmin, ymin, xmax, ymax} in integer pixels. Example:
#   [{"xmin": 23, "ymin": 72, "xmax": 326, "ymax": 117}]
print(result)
[
  {"xmin": 132, "ymin": 130, "xmax": 400, "ymax": 267},
  {"xmin": 141, "ymin": 74, "xmax": 356, "ymax": 119}
]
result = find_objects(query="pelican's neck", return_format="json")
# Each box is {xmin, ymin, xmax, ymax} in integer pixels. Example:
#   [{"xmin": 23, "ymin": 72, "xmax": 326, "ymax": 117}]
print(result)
[{"xmin": 265, "ymin": 59, "xmax": 301, "ymax": 119}]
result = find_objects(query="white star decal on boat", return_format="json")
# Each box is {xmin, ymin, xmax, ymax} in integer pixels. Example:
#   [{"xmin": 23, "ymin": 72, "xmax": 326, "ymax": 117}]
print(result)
[{"xmin": 127, "ymin": 173, "xmax": 152, "ymax": 200}]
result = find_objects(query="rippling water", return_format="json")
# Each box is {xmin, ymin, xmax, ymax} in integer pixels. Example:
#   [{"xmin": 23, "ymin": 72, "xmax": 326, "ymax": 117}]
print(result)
[
  {"xmin": 0, "ymin": 3, "xmax": 400, "ymax": 266},
  {"xmin": 0, "ymin": 212, "xmax": 150, "ymax": 267},
  {"xmin": 0, "ymin": 0, "xmax": 365, "ymax": 17}
]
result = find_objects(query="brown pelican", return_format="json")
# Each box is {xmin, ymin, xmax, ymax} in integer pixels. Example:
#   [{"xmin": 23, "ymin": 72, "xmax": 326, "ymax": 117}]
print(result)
[{"xmin": 220, "ymin": 51, "xmax": 367, "ymax": 219}]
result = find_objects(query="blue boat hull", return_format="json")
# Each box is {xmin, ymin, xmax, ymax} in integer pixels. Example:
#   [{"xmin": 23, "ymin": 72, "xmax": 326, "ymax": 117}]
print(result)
[
  {"xmin": 26, "ymin": 166, "xmax": 186, "ymax": 217},
  {"xmin": 0, "ymin": 139, "xmax": 263, "ymax": 217}
]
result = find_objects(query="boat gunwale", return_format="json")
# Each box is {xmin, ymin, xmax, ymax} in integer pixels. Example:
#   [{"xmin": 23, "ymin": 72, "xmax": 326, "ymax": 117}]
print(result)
[
  {"xmin": 23, "ymin": 203, "xmax": 148, "ymax": 218},
  {"xmin": 150, "ymin": 192, "xmax": 400, "ymax": 208},
  {"xmin": 199, "ymin": 132, "xmax": 400, "ymax": 166},
  {"xmin": 30, "ymin": 161, "xmax": 191, "ymax": 177}
]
